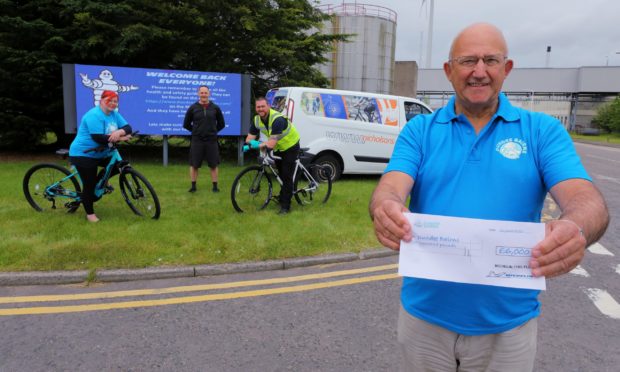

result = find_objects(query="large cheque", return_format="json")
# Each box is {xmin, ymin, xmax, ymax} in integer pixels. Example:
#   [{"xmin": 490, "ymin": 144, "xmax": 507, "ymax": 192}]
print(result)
[{"xmin": 399, "ymin": 213, "xmax": 546, "ymax": 290}]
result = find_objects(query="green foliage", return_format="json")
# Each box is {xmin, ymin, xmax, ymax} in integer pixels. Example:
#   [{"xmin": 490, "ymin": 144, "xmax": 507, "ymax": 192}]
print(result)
[
  {"xmin": 592, "ymin": 96, "xmax": 620, "ymax": 133},
  {"xmin": 0, "ymin": 0, "xmax": 347, "ymax": 149}
]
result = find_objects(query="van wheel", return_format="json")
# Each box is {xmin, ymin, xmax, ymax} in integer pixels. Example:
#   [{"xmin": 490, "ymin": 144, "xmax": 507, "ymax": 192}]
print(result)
[{"xmin": 313, "ymin": 154, "xmax": 341, "ymax": 182}]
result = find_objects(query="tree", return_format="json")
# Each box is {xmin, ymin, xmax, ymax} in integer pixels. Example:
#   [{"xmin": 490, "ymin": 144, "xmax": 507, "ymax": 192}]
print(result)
[
  {"xmin": 0, "ymin": 0, "xmax": 346, "ymax": 149},
  {"xmin": 592, "ymin": 97, "xmax": 620, "ymax": 133}
]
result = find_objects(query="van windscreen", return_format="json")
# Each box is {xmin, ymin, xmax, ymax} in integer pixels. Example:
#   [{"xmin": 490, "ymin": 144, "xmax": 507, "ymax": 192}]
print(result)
[{"xmin": 267, "ymin": 89, "xmax": 288, "ymax": 112}]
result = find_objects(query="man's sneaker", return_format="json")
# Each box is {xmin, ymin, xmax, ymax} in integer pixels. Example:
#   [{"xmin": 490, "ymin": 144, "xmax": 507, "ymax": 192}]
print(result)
[
  {"xmin": 188, "ymin": 187, "xmax": 197, "ymax": 193},
  {"xmin": 278, "ymin": 207, "xmax": 290, "ymax": 215},
  {"xmin": 212, "ymin": 187, "xmax": 220, "ymax": 193}
]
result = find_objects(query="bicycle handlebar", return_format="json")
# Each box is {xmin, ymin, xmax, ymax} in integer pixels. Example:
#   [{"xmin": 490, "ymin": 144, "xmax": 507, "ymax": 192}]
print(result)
[
  {"xmin": 242, "ymin": 146, "xmax": 282, "ymax": 162},
  {"xmin": 268, "ymin": 150, "xmax": 282, "ymax": 160},
  {"xmin": 84, "ymin": 130, "xmax": 140, "ymax": 153}
]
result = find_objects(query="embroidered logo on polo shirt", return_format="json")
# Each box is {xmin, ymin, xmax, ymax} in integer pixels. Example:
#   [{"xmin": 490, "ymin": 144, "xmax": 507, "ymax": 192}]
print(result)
[{"xmin": 495, "ymin": 138, "xmax": 528, "ymax": 160}]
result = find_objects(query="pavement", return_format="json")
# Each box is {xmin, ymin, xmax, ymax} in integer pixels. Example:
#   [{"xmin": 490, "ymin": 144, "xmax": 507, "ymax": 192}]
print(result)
[{"xmin": 0, "ymin": 248, "xmax": 398, "ymax": 287}]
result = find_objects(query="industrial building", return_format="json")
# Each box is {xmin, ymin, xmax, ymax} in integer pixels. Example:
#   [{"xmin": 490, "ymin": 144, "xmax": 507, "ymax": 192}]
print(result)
[
  {"xmin": 417, "ymin": 66, "xmax": 620, "ymax": 131},
  {"xmin": 317, "ymin": 3, "xmax": 397, "ymax": 94},
  {"xmin": 317, "ymin": 3, "xmax": 620, "ymax": 131}
]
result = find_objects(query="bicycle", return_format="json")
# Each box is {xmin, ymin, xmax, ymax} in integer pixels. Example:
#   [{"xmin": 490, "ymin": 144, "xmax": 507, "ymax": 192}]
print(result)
[
  {"xmin": 231, "ymin": 146, "xmax": 332, "ymax": 213},
  {"xmin": 23, "ymin": 139, "xmax": 161, "ymax": 219}
]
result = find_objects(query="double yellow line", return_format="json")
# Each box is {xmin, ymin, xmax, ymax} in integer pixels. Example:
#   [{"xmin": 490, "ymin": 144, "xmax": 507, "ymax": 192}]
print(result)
[{"xmin": 0, "ymin": 264, "xmax": 399, "ymax": 316}]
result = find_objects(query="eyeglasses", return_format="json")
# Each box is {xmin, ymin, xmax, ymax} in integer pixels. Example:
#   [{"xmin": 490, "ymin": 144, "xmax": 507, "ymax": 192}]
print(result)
[{"xmin": 449, "ymin": 54, "xmax": 507, "ymax": 68}]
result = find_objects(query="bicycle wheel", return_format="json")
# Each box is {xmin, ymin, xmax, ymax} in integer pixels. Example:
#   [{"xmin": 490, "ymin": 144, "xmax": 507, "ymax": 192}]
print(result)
[
  {"xmin": 294, "ymin": 165, "xmax": 332, "ymax": 206},
  {"xmin": 23, "ymin": 163, "xmax": 82, "ymax": 213},
  {"xmin": 119, "ymin": 168, "xmax": 161, "ymax": 219},
  {"xmin": 231, "ymin": 166, "xmax": 272, "ymax": 213}
]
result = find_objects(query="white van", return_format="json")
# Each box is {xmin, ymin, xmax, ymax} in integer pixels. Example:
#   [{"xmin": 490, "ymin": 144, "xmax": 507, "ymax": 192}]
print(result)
[{"xmin": 265, "ymin": 87, "xmax": 432, "ymax": 180}]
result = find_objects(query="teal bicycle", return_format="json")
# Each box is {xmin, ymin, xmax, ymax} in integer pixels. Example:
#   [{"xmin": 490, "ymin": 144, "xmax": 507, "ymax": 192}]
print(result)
[{"xmin": 23, "ymin": 141, "xmax": 161, "ymax": 219}]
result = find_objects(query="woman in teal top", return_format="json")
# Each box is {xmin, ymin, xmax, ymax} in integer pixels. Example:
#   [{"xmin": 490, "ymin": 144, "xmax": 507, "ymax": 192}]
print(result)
[{"xmin": 69, "ymin": 90, "xmax": 132, "ymax": 222}]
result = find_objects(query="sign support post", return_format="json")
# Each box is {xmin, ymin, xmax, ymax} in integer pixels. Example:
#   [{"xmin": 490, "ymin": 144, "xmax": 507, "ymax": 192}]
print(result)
[{"xmin": 163, "ymin": 135, "xmax": 169, "ymax": 167}]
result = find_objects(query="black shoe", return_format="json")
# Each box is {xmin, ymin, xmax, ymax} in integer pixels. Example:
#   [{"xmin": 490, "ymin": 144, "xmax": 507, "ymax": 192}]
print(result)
[
  {"xmin": 212, "ymin": 187, "xmax": 220, "ymax": 193},
  {"xmin": 65, "ymin": 201, "xmax": 81, "ymax": 210},
  {"xmin": 278, "ymin": 207, "xmax": 290, "ymax": 215},
  {"xmin": 188, "ymin": 187, "xmax": 196, "ymax": 193}
]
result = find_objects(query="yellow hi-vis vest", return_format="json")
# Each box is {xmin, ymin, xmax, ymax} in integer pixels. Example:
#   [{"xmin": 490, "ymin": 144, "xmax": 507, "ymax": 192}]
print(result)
[{"xmin": 253, "ymin": 109, "xmax": 300, "ymax": 152}]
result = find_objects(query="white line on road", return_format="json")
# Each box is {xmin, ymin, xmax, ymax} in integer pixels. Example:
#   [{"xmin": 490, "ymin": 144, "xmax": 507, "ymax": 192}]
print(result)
[
  {"xmin": 616, "ymin": 264, "xmax": 620, "ymax": 276},
  {"xmin": 575, "ymin": 142, "xmax": 620, "ymax": 152},
  {"xmin": 584, "ymin": 288, "xmax": 620, "ymax": 319},
  {"xmin": 570, "ymin": 265, "xmax": 590, "ymax": 277},
  {"xmin": 588, "ymin": 243, "xmax": 614, "ymax": 256},
  {"xmin": 583, "ymin": 153, "xmax": 620, "ymax": 164},
  {"xmin": 593, "ymin": 174, "xmax": 620, "ymax": 185}
]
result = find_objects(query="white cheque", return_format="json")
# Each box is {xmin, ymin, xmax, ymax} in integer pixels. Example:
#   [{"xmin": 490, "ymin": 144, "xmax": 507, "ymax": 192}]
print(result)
[{"xmin": 399, "ymin": 213, "xmax": 546, "ymax": 290}]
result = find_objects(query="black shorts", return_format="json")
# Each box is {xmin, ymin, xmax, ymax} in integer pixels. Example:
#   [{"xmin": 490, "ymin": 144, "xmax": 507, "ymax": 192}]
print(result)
[{"xmin": 189, "ymin": 137, "xmax": 220, "ymax": 168}]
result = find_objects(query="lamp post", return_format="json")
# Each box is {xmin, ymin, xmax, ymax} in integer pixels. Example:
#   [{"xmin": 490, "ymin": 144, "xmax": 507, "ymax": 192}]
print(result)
[
  {"xmin": 605, "ymin": 51, "xmax": 620, "ymax": 66},
  {"xmin": 422, "ymin": 0, "xmax": 435, "ymax": 68}
]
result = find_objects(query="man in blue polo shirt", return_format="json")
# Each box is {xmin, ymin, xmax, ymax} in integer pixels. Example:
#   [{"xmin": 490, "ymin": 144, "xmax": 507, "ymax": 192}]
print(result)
[{"xmin": 369, "ymin": 23, "xmax": 609, "ymax": 371}]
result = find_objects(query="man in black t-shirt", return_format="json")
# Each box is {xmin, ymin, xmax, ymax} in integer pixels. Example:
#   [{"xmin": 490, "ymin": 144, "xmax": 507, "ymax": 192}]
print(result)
[{"xmin": 183, "ymin": 86, "xmax": 225, "ymax": 192}]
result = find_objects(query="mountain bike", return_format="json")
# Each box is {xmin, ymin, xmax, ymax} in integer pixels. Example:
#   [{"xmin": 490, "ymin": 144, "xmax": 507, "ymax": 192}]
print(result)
[
  {"xmin": 231, "ymin": 147, "xmax": 332, "ymax": 213},
  {"xmin": 23, "ymin": 141, "xmax": 161, "ymax": 219}
]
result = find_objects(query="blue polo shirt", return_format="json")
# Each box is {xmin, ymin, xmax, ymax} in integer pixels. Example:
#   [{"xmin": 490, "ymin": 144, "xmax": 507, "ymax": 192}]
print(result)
[
  {"xmin": 69, "ymin": 106, "xmax": 128, "ymax": 158},
  {"xmin": 386, "ymin": 93, "xmax": 590, "ymax": 335}
]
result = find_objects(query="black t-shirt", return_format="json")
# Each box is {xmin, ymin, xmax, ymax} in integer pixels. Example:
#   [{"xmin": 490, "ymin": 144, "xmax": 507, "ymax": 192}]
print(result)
[{"xmin": 183, "ymin": 101, "xmax": 225, "ymax": 139}]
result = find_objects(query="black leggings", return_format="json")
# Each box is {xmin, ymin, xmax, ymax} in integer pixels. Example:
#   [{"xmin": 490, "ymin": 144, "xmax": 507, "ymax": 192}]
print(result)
[
  {"xmin": 274, "ymin": 143, "xmax": 300, "ymax": 210},
  {"xmin": 70, "ymin": 156, "xmax": 118, "ymax": 215}
]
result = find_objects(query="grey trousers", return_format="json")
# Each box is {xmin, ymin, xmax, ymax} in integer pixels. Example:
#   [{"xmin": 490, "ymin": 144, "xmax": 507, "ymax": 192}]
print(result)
[{"xmin": 398, "ymin": 306, "xmax": 537, "ymax": 372}]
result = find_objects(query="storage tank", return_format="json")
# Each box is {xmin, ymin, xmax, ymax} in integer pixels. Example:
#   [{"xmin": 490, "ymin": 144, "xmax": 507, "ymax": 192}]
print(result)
[{"xmin": 317, "ymin": 3, "xmax": 397, "ymax": 94}]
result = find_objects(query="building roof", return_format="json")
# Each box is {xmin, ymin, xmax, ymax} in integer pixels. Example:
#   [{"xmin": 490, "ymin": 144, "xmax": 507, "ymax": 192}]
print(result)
[{"xmin": 417, "ymin": 66, "xmax": 620, "ymax": 94}]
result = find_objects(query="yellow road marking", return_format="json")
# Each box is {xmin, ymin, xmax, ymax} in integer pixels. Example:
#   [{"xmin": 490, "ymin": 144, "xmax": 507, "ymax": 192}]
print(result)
[
  {"xmin": 0, "ymin": 273, "xmax": 399, "ymax": 316},
  {"xmin": 0, "ymin": 264, "xmax": 398, "ymax": 304}
]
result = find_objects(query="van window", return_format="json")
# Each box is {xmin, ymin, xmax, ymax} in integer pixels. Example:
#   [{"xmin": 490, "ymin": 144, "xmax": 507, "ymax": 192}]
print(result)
[
  {"xmin": 267, "ymin": 89, "xmax": 288, "ymax": 113},
  {"xmin": 404, "ymin": 101, "xmax": 431, "ymax": 121}
]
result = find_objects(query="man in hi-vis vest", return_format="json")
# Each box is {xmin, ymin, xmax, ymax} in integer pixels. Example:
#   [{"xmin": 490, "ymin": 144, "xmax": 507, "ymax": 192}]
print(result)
[{"xmin": 245, "ymin": 97, "xmax": 300, "ymax": 215}]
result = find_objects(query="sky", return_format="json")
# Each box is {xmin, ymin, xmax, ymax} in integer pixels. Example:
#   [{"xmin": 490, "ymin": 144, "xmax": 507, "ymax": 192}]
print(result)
[{"xmin": 317, "ymin": 0, "xmax": 620, "ymax": 69}]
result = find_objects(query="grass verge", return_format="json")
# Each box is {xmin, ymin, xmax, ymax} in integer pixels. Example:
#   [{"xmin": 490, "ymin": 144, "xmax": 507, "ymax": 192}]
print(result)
[
  {"xmin": 570, "ymin": 132, "xmax": 620, "ymax": 144},
  {"xmin": 0, "ymin": 152, "xmax": 381, "ymax": 272}
]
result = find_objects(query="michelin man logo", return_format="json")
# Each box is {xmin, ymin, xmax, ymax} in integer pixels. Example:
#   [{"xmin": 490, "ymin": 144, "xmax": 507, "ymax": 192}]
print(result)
[
  {"xmin": 80, "ymin": 69, "xmax": 139, "ymax": 107},
  {"xmin": 495, "ymin": 138, "xmax": 528, "ymax": 160}
]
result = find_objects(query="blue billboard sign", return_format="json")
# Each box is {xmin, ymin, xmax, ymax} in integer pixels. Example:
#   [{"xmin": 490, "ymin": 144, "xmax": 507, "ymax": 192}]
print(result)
[{"xmin": 74, "ymin": 64, "xmax": 242, "ymax": 136}]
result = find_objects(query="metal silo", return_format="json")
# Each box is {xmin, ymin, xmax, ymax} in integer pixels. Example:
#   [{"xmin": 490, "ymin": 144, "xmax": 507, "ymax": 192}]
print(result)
[{"xmin": 318, "ymin": 3, "xmax": 397, "ymax": 94}]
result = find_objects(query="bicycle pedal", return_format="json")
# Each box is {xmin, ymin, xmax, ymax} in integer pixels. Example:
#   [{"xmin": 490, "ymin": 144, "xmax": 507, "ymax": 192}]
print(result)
[{"xmin": 104, "ymin": 185, "xmax": 114, "ymax": 194}]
